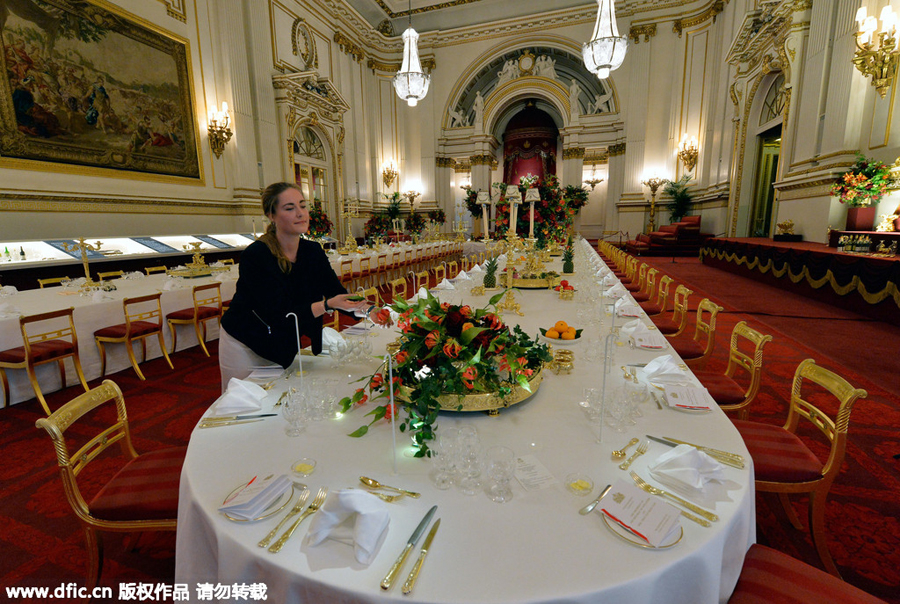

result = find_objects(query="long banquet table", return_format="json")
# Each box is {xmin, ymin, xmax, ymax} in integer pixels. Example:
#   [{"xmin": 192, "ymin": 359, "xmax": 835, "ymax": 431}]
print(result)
[
  {"xmin": 0, "ymin": 271, "xmax": 237, "ymax": 405},
  {"xmin": 175, "ymin": 242, "xmax": 754, "ymax": 604}
]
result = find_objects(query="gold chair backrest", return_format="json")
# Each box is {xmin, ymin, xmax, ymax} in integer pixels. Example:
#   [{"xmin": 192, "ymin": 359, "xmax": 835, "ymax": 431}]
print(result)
[
  {"xmin": 668, "ymin": 284, "xmax": 694, "ymax": 336},
  {"xmin": 22, "ymin": 307, "xmax": 79, "ymax": 353},
  {"xmin": 340, "ymin": 259, "xmax": 354, "ymax": 280},
  {"xmin": 447, "ymin": 260, "xmax": 458, "ymax": 277},
  {"xmin": 786, "ymin": 359, "xmax": 867, "ymax": 479},
  {"xmin": 433, "ymin": 264, "xmax": 446, "ymax": 282},
  {"xmin": 642, "ymin": 268, "xmax": 658, "ymax": 296},
  {"xmin": 361, "ymin": 286, "xmax": 381, "ymax": 306},
  {"xmin": 193, "ymin": 282, "xmax": 222, "ymax": 315},
  {"xmin": 123, "ymin": 293, "xmax": 165, "ymax": 331},
  {"xmin": 690, "ymin": 298, "xmax": 725, "ymax": 360},
  {"xmin": 390, "ymin": 278, "xmax": 408, "ymax": 302},
  {"xmin": 359, "ymin": 256, "xmax": 372, "ymax": 272},
  {"xmin": 415, "ymin": 271, "xmax": 429, "ymax": 291},
  {"xmin": 97, "ymin": 270, "xmax": 124, "ymax": 281},
  {"xmin": 38, "ymin": 276, "xmax": 69, "ymax": 288},
  {"xmin": 376, "ymin": 254, "xmax": 388, "ymax": 272},
  {"xmin": 144, "ymin": 266, "xmax": 167, "ymax": 275},
  {"xmin": 654, "ymin": 276, "xmax": 674, "ymax": 310},
  {"xmin": 633, "ymin": 263, "xmax": 648, "ymax": 288}
]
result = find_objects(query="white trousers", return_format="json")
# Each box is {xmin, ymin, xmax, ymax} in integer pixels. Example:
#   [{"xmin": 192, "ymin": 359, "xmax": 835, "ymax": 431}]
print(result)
[{"xmin": 218, "ymin": 327, "xmax": 280, "ymax": 392}]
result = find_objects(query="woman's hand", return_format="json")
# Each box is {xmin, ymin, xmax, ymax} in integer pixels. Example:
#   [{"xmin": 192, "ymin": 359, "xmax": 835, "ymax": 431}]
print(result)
[{"xmin": 327, "ymin": 293, "xmax": 367, "ymax": 312}]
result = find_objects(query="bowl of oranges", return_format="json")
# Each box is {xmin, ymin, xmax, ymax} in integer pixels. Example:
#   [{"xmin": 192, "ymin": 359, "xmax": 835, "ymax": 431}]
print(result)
[{"xmin": 539, "ymin": 320, "xmax": 582, "ymax": 344}]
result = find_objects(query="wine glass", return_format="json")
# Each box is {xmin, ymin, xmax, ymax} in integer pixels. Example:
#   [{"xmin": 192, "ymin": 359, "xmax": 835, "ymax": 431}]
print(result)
[
  {"xmin": 486, "ymin": 446, "xmax": 515, "ymax": 503},
  {"xmin": 430, "ymin": 428, "xmax": 459, "ymax": 490},
  {"xmin": 457, "ymin": 426, "xmax": 483, "ymax": 496},
  {"xmin": 281, "ymin": 386, "xmax": 309, "ymax": 436}
]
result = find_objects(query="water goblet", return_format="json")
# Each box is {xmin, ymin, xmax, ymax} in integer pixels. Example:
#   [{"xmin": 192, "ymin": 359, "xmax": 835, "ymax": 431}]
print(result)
[
  {"xmin": 430, "ymin": 428, "xmax": 460, "ymax": 490},
  {"xmin": 486, "ymin": 446, "xmax": 515, "ymax": 503},
  {"xmin": 457, "ymin": 426, "xmax": 483, "ymax": 496},
  {"xmin": 281, "ymin": 386, "xmax": 310, "ymax": 436}
]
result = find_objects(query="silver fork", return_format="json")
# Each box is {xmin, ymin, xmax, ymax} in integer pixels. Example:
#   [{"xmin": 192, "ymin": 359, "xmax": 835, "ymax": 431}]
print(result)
[
  {"xmin": 630, "ymin": 471, "xmax": 719, "ymax": 522},
  {"xmin": 257, "ymin": 487, "xmax": 309, "ymax": 548},
  {"xmin": 268, "ymin": 487, "xmax": 328, "ymax": 553},
  {"xmin": 618, "ymin": 440, "xmax": 648, "ymax": 470}
]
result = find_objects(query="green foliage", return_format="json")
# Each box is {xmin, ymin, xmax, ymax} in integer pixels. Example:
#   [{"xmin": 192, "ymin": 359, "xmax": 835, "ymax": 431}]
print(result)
[
  {"xmin": 427, "ymin": 209, "xmax": 446, "ymax": 224},
  {"xmin": 363, "ymin": 212, "xmax": 392, "ymax": 239},
  {"xmin": 663, "ymin": 175, "xmax": 694, "ymax": 223},
  {"xmin": 307, "ymin": 201, "xmax": 333, "ymax": 237},
  {"xmin": 563, "ymin": 185, "xmax": 589, "ymax": 211},
  {"xmin": 383, "ymin": 192, "xmax": 402, "ymax": 219},
  {"xmin": 831, "ymin": 154, "xmax": 893, "ymax": 207},
  {"xmin": 405, "ymin": 211, "xmax": 426, "ymax": 235}
]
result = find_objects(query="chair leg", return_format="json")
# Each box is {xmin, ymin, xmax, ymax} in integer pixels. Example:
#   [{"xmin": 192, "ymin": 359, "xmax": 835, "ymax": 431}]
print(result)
[
  {"xmin": 809, "ymin": 490, "xmax": 841, "ymax": 578},
  {"xmin": 125, "ymin": 339, "xmax": 146, "ymax": 381},
  {"xmin": 157, "ymin": 332, "xmax": 174, "ymax": 370},
  {"xmin": 57, "ymin": 359, "xmax": 67, "ymax": 389},
  {"xmin": 0, "ymin": 368, "xmax": 9, "ymax": 408},
  {"xmin": 193, "ymin": 321, "xmax": 210, "ymax": 357},
  {"xmin": 97, "ymin": 340, "xmax": 108, "ymax": 378},
  {"xmin": 777, "ymin": 492, "xmax": 803, "ymax": 529},
  {"xmin": 83, "ymin": 525, "xmax": 103, "ymax": 590},
  {"xmin": 167, "ymin": 320, "xmax": 178, "ymax": 354},
  {"xmin": 71, "ymin": 353, "xmax": 89, "ymax": 392}
]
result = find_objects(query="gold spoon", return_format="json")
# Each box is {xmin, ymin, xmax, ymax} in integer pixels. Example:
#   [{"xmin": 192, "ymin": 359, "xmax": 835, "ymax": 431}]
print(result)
[
  {"xmin": 359, "ymin": 476, "xmax": 421, "ymax": 498},
  {"xmin": 611, "ymin": 437, "xmax": 639, "ymax": 460}
]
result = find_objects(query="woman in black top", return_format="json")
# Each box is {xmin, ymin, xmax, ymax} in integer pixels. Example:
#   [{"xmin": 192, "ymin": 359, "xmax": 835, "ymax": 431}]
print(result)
[{"xmin": 220, "ymin": 182, "xmax": 389, "ymax": 388}]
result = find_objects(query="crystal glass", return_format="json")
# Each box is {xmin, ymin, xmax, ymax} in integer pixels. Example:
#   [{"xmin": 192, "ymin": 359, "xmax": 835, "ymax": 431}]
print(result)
[
  {"xmin": 624, "ymin": 378, "xmax": 648, "ymax": 420},
  {"xmin": 486, "ymin": 445, "xmax": 515, "ymax": 503},
  {"xmin": 457, "ymin": 426, "xmax": 483, "ymax": 496},
  {"xmin": 281, "ymin": 386, "xmax": 310, "ymax": 436},
  {"xmin": 604, "ymin": 386, "xmax": 632, "ymax": 433},
  {"xmin": 430, "ymin": 428, "xmax": 460, "ymax": 490}
]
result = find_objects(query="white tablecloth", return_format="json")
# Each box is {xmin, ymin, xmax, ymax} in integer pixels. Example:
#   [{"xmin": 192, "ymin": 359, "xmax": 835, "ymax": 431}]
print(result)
[
  {"xmin": 175, "ymin": 249, "xmax": 754, "ymax": 604},
  {"xmin": 0, "ymin": 272, "xmax": 237, "ymax": 404}
]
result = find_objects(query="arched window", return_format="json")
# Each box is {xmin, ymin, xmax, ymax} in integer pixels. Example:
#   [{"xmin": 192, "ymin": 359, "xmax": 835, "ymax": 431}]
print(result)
[
  {"xmin": 760, "ymin": 74, "xmax": 785, "ymax": 126},
  {"xmin": 293, "ymin": 127, "xmax": 328, "ymax": 202}
]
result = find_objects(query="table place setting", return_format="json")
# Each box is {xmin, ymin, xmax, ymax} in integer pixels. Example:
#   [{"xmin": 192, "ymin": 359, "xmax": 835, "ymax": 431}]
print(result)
[
  {"xmin": 597, "ymin": 479, "xmax": 684, "ymax": 548},
  {"xmin": 614, "ymin": 297, "xmax": 642, "ymax": 318},
  {"xmin": 619, "ymin": 319, "xmax": 668, "ymax": 349},
  {"xmin": 661, "ymin": 384, "xmax": 715, "ymax": 412},
  {"xmin": 644, "ymin": 443, "xmax": 741, "ymax": 506},
  {"xmin": 218, "ymin": 474, "xmax": 293, "ymax": 521},
  {"xmin": 209, "ymin": 377, "xmax": 267, "ymax": 416},
  {"xmin": 647, "ymin": 435, "xmax": 746, "ymax": 469}
]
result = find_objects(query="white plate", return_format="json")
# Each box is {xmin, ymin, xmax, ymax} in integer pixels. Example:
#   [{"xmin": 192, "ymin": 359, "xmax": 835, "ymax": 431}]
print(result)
[
  {"xmin": 539, "ymin": 333, "xmax": 582, "ymax": 346},
  {"xmin": 601, "ymin": 512, "xmax": 683, "ymax": 549}
]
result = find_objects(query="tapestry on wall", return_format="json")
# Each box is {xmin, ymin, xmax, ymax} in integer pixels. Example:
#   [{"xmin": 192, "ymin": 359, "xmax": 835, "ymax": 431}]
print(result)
[{"xmin": 0, "ymin": 0, "xmax": 200, "ymax": 179}]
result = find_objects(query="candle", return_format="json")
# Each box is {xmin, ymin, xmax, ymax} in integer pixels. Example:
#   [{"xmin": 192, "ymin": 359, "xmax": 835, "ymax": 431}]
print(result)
[
  {"xmin": 482, "ymin": 205, "xmax": 489, "ymax": 238},
  {"xmin": 529, "ymin": 201, "xmax": 535, "ymax": 239}
]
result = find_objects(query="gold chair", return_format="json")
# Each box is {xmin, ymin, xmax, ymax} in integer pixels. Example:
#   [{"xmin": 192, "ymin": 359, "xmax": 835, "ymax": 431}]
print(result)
[
  {"xmin": 354, "ymin": 256, "xmax": 372, "ymax": 290},
  {"xmin": 360, "ymin": 286, "xmax": 381, "ymax": 306},
  {"xmin": 0, "ymin": 308, "xmax": 89, "ymax": 414},
  {"xmin": 666, "ymin": 298, "xmax": 723, "ymax": 369},
  {"xmin": 639, "ymin": 275, "xmax": 673, "ymax": 316},
  {"xmin": 389, "ymin": 278, "xmax": 408, "ymax": 304},
  {"xmin": 692, "ymin": 321, "xmax": 772, "ymax": 420},
  {"xmin": 654, "ymin": 284, "xmax": 693, "ymax": 336},
  {"xmin": 97, "ymin": 270, "xmax": 124, "ymax": 282},
  {"xmin": 375, "ymin": 254, "xmax": 388, "ymax": 287},
  {"xmin": 624, "ymin": 262, "xmax": 647, "ymax": 292},
  {"xmin": 733, "ymin": 359, "xmax": 867, "ymax": 578},
  {"xmin": 415, "ymin": 270, "xmax": 429, "ymax": 292},
  {"xmin": 38, "ymin": 276, "xmax": 70, "ymax": 288},
  {"xmin": 631, "ymin": 267, "xmax": 658, "ymax": 303},
  {"xmin": 433, "ymin": 263, "xmax": 446, "ymax": 283},
  {"xmin": 35, "ymin": 380, "xmax": 184, "ymax": 589},
  {"xmin": 144, "ymin": 265, "xmax": 167, "ymax": 275},
  {"xmin": 339, "ymin": 259, "xmax": 354, "ymax": 289},
  {"xmin": 165, "ymin": 282, "xmax": 222, "ymax": 356},
  {"xmin": 447, "ymin": 260, "xmax": 459, "ymax": 278},
  {"xmin": 94, "ymin": 293, "xmax": 174, "ymax": 381}
]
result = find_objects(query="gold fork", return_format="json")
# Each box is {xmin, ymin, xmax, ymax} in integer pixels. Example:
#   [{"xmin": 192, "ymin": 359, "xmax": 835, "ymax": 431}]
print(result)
[
  {"xmin": 268, "ymin": 487, "xmax": 328, "ymax": 553},
  {"xmin": 257, "ymin": 487, "xmax": 309, "ymax": 548},
  {"xmin": 618, "ymin": 440, "xmax": 648, "ymax": 470},
  {"xmin": 630, "ymin": 471, "xmax": 719, "ymax": 522}
]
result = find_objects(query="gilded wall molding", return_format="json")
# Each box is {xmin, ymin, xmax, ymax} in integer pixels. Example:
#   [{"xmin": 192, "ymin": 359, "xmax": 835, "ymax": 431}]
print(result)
[
  {"xmin": 334, "ymin": 31, "xmax": 365, "ymax": 62},
  {"xmin": 584, "ymin": 151, "xmax": 608, "ymax": 164},
  {"xmin": 628, "ymin": 24, "xmax": 657, "ymax": 44},
  {"xmin": 673, "ymin": 0, "xmax": 725, "ymax": 37},
  {"xmin": 0, "ymin": 194, "xmax": 254, "ymax": 215},
  {"xmin": 562, "ymin": 147, "xmax": 585, "ymax": 160},
  {"xmin": 157, "ymin": 0, "xmax": 186, "ymax": 23},
  {"xmin": 454, "ymin": 161, "xmax": 471, "ymax": 173},
  {"xmin": 292, "ymin": 18, "xmax": 319, "ymax": 69},
  {"xmin": 608, "ymin": 142, "xmax": 626, "ymax": 156},
  {"xmin": 435, "ymin": 157, "xmax": 457, "ymax": 168}
]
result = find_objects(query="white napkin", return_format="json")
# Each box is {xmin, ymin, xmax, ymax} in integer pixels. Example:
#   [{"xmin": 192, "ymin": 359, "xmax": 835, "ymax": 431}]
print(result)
[
  {"xmin": 0, "ymin": 285, "xmax": 19, "ymax": 296},
  {"xmin": 649, "ymin": 444, "xmax": 726, "ymax": 492},
  {"xmin": 306, "ymin": 489, "xmax": 390, "ymax": 566},
  {"xmin": 124, "ymin": 271, "xmax": 144, "ymax": 279},
  {"xmin": 91, "ymin": 291, "xmax": 113, "ymax": 302},
  {"xmin": 468, "ymin": 264, "xmax": 484, "ymax": 275},
  {"xmin": 213, "ymin": 378, "xmax": 266, "ymax": 416},
  {"xmin": 619, "ymin": 319, "xmax": 646, "ymax": 337},
  {"xmin": 162, "ymin": 279, "xmax": 180, "ymax": 291},
  {"xmin": 322, "ymin": 326, "xmax": 344, "ymax": 349},
  {"xmin": 0, "ymin": 302, "xmax": 21, "ymax": 318},
  {"xmin": 218, "ymin": 474, "xmax": 293, "ymax": 521},
  {"xmin": 615, "ymin": 297, "xmax": 641, "ymax": 317},
  {"xmin": 454, "ymin": 270, "xmax": 470, "ymax": 281},
  {"xmin": 434, "ymin": 278, "xmax": 455, "ymax": 290},
  {"xmin": 640, "ymin": 355, "xmax": 688, "ymax": 384},
  {"xmin": 408, "ymin": 286, "xmax": 429, "ymax": 303},
  {"xmin": 606, "ymin": 282, "xmax": 627, "ymax": 299}
]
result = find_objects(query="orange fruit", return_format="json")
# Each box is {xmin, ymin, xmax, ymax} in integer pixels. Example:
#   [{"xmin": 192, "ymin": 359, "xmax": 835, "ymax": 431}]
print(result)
[
  {"xmin": 561, "ymin": 331, "xmax": 576, "ymax": 340},
  {"xmin": 545, "ymin": 329, "xmax": 560, "ymax": 339},
  {"xmin": 554, "ymin": 320, "xmax": 569, "ymax": 333},
  {"xmin": 565, "ymin": 326, "xmax": 577, "ymax": 336}
]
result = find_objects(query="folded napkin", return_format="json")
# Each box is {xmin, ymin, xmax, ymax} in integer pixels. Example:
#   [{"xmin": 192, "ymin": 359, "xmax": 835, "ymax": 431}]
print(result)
[
  {"xmin": 433, "ymin": 278, "xmax": 455, "ymax": 290},
  {"xmin": 618, "ymin": 319, "xmax": 646, "ymax": 337},
  {"xmin": 614, "ymin": 297, "xmax": 641, "ymax": 317},
  {"xmin": 306, "ymin": 489, "xmax": 390, "ymax": 565},
  {"xmin": 408, "ymin": 286, "xmax": 429, "ymax": 303},
  {"xmin": 322, "ymin": 326, "xmax": 344, "ymax": 349},
  {"xmin": 454, "ymin": 270, "xmax": 470, "ymax": 281},
  {"xmin": 91, "ymin": 291, "xmax": 113, "ymax": 302},
  {"xmin": 218, "ymin": 474, "xmax": 292, "ymax": 521},
  {"xmin": 0, "ymin": 302, "xmax": 21, "ymax": 319},
  {"xmin": 640, "ymin": 355, "xmax": 689, "ymax": 384},
  {"xmin": 213, "ymin": 378, "xmax": 267, "ymax": 416},
  {"xmin": 162, "ymin": 278, "xmax": 180, "ymax": 291},
  {"xmin": 468, "ymin": 264, "xmax": 484, "ymax": 275},
  {"xmin": 0, "ymin": 285, "xmax": 19, "ymax": 296},
  {"xmin": 649, "ymin": 445, "xmax": 725, "ymax": 492},
  {"xmin": 606, "ymin": 282, "xmax": 627, "ymax": 299}
]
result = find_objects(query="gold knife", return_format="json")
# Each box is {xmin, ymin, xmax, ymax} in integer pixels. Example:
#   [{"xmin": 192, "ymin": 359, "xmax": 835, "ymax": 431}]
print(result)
[
  {"xmin": 198, "ymin": 419, "xmax": 263, "ymax": 429},
  {"xmin": 381, "ymin": 505, "xmax": 437, "ymax": 590},
  {"xmin": 660, "ymin": 435, "xmax": 745, "ymax": 467},
  {"xmin": 402, "ymin": 518, "xmax": 440, "ymax": 595}
]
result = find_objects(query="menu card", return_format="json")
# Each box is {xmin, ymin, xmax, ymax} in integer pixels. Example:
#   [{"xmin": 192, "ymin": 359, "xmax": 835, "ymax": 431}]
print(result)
[
  {"xmin": 600, "ymin": 479, "xmax": 682, "ymax": 547},
  {"xmin": 633, "ymin": 333, "xmax": 668, "ymax": 349},
  {"xmin": 663, "ymin": 384, "xmax": 714, "ymax": 411},
  {"xmin": 218, "ymin": 474, "xmax": 292, "ymax": 520},
  {"xmin": 514, "ymin": 455, "xmax": 558, "ymax": 491}
]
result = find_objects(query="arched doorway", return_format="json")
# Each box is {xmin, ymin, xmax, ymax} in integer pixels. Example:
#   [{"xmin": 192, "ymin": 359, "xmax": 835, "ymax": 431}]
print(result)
[
  {"xmin": 292, "ymin": 126, "xmax": 330, "ymax": 204},
  {"xmin": 746, "ymin": 74, "xmax": 785, "ymax": 237},
  {"xmin": 502, "ymin": 100, "xmax": 558, "ymax": 184}
]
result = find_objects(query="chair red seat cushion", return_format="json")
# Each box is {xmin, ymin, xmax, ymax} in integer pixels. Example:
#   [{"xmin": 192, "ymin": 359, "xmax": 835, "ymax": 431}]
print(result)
[
  {"xmin": 640, "ymin": 301, "xmax": 664, "ymax": 315},
  {"xmin": 94, "ymin": 321, "xmax": 159, "ymax": 339},
  {"xmin": 652, "ymin": 315, "xmax": 681, "ymax": 334},
  {"xmin": 0, "ymin": 340, "xmax": 75, "ymax": 364},
  {"xmin": 90, "ymin": 446, "xmax": 186, "ymax": 521},
  {"xmin": 693, "ymin": 371, "xmax": 745, "ymax": 405},
  {"xmin": 167, "ymin": 306, "xmax": 219, "ymax": 321},
  {"xmin": 632, "ymin": 291, "xmax": 652, "ymax": 302},
  {"xmin": 732, "ymin": 420, "xmax": 823, "ymax": 483},
  {"xmin": 667, "ymin": 335, "xmax": 704, "ymax": 359},
  {"xmin": 728, "ymin": 544, "xmax": 886, "ymax": 603}
]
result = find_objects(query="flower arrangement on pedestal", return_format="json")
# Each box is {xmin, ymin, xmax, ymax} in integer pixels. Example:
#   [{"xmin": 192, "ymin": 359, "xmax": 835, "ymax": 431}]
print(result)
[
  {"xmin": 363, "ymin": 213, "xmax": 392, "ymax": 239},
  {"xmin": 563, "ymin": 185, "xmax": 589, "ymax": 212},
  {"xmin": 831, "ymin": 155, "xmax": 893, "ymax": 207},
  {"xmin": 307, "ymin": 201, "xmax": 333, "ymax": 238},
  {"xmin": 494, "ymin": 175, "xmax": 574, "ymax": 245},
  {"xmin": 405, "ymin": 211, "xmax": 426, "ymax": 236},
  {"xmin": 340, "ymin": 291, "xmax": 552, "ymax": 457},
  {"xmin": 463, "ymin": 186, "xmax": 480, "ymax": 217},
  {"xmin": 427, "ymin": 209, "xmax": 446, "ymax": 224}
]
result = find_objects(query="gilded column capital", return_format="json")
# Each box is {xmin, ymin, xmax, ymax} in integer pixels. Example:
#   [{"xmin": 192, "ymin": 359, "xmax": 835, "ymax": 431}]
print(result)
[
  {"xmin": 608, "ymin": 143, "xmax": 627, "ymax": 156},
  {"xmin": 562, "ymin": 147, "xmax": 586, "ymax": 160},
  {"xmin": 628, "ymin": 23, "xmax": 657, "ymax": 44},
  {"xmin": 334, "ymin": 32, "xmax": 365, "ymax": 62},
  {"xmin": 435, "ymin": 157, "xmax": 457, "ymax": 168}
]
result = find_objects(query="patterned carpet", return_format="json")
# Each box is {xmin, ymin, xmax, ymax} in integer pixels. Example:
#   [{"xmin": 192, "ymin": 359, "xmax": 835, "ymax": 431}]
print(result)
[{"xmin": 1, "ymin": 254, "xmax": 898, "ymax": 602}]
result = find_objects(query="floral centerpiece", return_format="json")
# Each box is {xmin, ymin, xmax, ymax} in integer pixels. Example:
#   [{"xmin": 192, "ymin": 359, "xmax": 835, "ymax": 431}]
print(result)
[
  {"xmin": 832, "ymin": 155, "xmax": 893, "ymax": 207},
  {"xmin": 340, "ymin": 291, "xmax": 552, "ymax": 457},
  {"xmin": 363, "ymin": 212, "xmax": 392, "ymax": 239},
  {"xmin": 493, "ymin": 175, "xmax": 574, "ymax": 245},
  {"xmin": 307, "ymin": 200, "xmax": 333, "ymax": 238},
  {"xmin": 427, "ymin": 208, "xmax": 446, "ymax": 224},
  {"xmin": 405, "ymin": 211, "xmax": 426, "ymax": 236}
]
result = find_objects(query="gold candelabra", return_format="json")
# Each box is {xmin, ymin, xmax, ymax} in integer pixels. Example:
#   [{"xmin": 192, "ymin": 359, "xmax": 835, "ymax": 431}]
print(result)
[
  {"xmin": 641, "ymin": 175, "xmax": 668, "ymax": 234},
  {"xmin": 382, "ymin": 163, "xmax": 398, "ymax": 189},
  {"xmin": 61, "ymin": 238, "xmax": 102, "ymax": 288},
  {"xmin": 677, "ymin": 135, "xmax": 699, "ymax": 172},
  {"xmin": 340, "ymin": 199, "xmax": 359, "ymax": 252},
  {"xmin": 207, "ymin": 102, "xmax": 232, "ymax": 158},
  {"xmin": 853, "ymin": 6, "xmax": 900, "ymax": 98},
  {"xmin": 183, "ymin": 242, "xmax": 207, "ymax": 268},
  {"xmin": 402, "ymin": 190, "xmax": 420, "ymax": 207},
  {"xmin": 583, "ymin": 160, "xmax": 604, "ymax": 191}
]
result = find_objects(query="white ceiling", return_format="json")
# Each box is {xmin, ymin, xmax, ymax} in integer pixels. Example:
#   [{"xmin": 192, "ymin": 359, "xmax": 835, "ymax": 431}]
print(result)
[{"xmin": 343, "ymin": 0, "xmax": 596, "ymax": 34}]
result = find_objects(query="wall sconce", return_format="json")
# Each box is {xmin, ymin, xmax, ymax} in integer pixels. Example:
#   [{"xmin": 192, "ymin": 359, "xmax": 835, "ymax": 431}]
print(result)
[
  {"xmin": 403, "ymin": 190, "xmax": 421, "ymax": 207},
  {"xmin": 207, "ymin": 102, "xmax": 232, "ymax": 159},
  {"xmin": 677, "ymin": 135, "xmax": 699, "ymax": 172},
  {"xmin": 583, "ymin": 160, "xmax": 604, "ymax": 190},
  {"xmin": 382, "ymin": 162, "xmax": 399, "ymax": 189},
  {"xmin": 853, "ymin": 5, "xmax": 900, "ymax": 98},
  {"xmin": 641, "ymin": 174, "xmax": 668, "ymax": 234}
]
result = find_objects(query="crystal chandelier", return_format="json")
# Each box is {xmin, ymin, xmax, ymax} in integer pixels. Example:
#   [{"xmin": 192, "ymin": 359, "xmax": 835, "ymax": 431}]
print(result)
[
  {"xmin": 582, "ymin": 0, "xmax": 628, "ymax": 80},
  {"xmin": 393, "ymin": 0, "xmax": 430, "ymax": 106}
]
